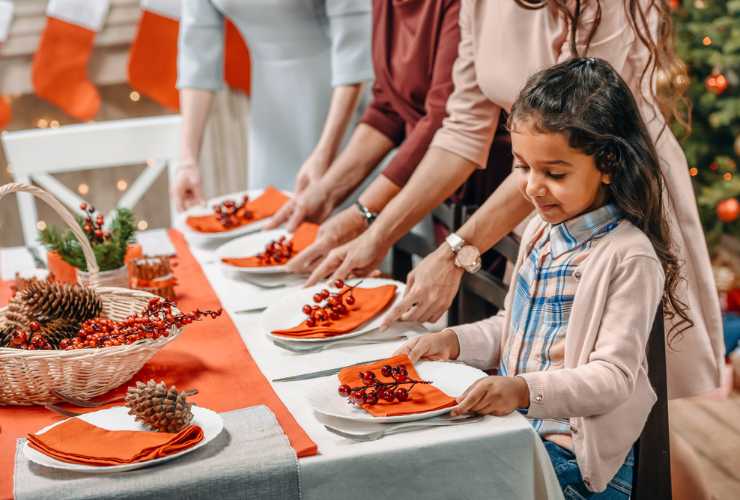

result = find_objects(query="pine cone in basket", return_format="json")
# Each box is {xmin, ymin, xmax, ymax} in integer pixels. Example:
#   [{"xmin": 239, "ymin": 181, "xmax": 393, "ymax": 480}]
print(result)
[
  {"xmin": 36, "ymin": 318, "xmax": 83, "ymax": 349},
  {"xmin": 7, "ymin": 281, "xmax": 102, "ymax": 328},
  {"xmin": 0, "ymin": 322, "xmax": 16, "ymax": 347},
  {"xmin": 125, "ymin": 380, "xmax": 199, "ymax": 432}
]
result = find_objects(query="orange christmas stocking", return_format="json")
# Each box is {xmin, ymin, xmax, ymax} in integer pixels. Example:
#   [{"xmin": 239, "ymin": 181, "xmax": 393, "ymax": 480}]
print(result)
[
  {"xmin": 128, "ymin": 0, "xmax": 180, "ymax": 111},
  {"xmin": 224, "ymin": 19, "xmax": 251, "ymax": 95},
  {"xmin": 31, "ymin": 0, "xmax": 109, "ymax": 121},
  {"xmin": 0, "ymin": 1, "xmax": 13, "ymax": 129}
]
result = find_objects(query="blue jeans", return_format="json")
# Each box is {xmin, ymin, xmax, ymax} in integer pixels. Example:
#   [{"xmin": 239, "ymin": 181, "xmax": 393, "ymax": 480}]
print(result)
[{"xmin": 544, "ymin": 440, "xmax": 633, "ymax": 499}]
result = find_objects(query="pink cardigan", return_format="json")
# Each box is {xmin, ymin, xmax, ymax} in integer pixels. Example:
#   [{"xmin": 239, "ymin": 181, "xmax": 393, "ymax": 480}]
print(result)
[{"xmin": 451, "ymin": 216, "xmax": 664, "ymax": 492}]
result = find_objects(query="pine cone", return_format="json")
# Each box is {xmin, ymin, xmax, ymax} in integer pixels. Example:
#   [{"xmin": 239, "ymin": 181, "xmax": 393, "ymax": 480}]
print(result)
[
  {"xmin": 124, "ymin": 380, "xmax": 198, "ymax": 432},
  {"xmin": 0, "ymin": 323, "xmax": 16, "ymax": 348},
  {"xmin": 4, "ymin": 300, "xmax": 33, "ymax": 330},
  {"xmin": 16, "ymin": 281, "xmax": 102, "ymax": 324},
  {"xmin": 37, "ymin": 318, "xmax": 82, "ymax": 349}
]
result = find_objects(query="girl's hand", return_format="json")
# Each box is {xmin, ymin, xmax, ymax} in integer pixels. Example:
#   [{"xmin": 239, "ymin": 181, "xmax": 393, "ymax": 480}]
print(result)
[
  {"xmin": 451, "ymin": 376, "xmax": 530, "ymax": 417},
  {"xmin": 286, "ymin": 207, "xmax": 367, "ymax": 274},
  {"xmin": 172, "ymin": 162, "xmax": 204, "ymax": 212},
  {"xmin": 393, "ymin": 329, "xmax": 461, "ymax": 363}
]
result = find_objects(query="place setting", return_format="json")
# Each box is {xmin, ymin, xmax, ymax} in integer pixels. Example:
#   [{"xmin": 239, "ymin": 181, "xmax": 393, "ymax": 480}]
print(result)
[
  {"xmin": 260, "ymin": 277, "xmax": 411, "ymax": 353},
  {"xmin": 300, "ymin": 354, "xmax": 487, "ymax": 441}
]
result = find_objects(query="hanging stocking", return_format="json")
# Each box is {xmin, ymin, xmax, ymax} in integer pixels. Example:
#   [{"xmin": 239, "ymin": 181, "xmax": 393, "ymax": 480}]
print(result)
[
  {"xmin": 0, "ymin": 0, "xmax": 13, "ymax": 129},
  {"xmin": 31, "ymin": 0, "xmax": 109, "ymax": 121},
  {"xmin": 128, "ymin": 0, "xmax": 180, "ymax": 110},
  {"xmin": 224, "ymin": 19, "xmax": 251, "ymax": 95}
]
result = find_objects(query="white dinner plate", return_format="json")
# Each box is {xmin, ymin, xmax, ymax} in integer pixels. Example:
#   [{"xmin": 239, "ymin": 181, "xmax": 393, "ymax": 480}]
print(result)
[
  {"xmin": 216, "ymin": 228, "xmax": 294, "ymax": 274},
  {"xmin": 306, "ymin": 360, "xmax": 486, "ymax": 423},
  {"xmin": 23, "ymin": 406, "xmax": 224, "ymax": 473},
  {"xmin": 262, "ymin": 278, "xmax": 405, "ymax": 343},
  {"xmin": 176, "ymin": 189, "xmax": 291, "ymax": 242}
]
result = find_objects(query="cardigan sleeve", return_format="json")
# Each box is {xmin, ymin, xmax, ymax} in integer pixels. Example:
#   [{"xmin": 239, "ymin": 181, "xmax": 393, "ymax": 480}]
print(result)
[
  {"xmin": 325, "ymin": 0, "xmax": 374, "ymax": 86},
  {"xmin": 430, "ymin": 0, "xmax": 501, "ymax": 168},
  {"xmin": 379, "ymin": 0, "xmax": 461, "ymax": 187},
  {"xmin": 518, "ymin": 255, "xmax": 664, "ymax": 419},
  {"xmin": 177, "ymin": 0, "xmax": 225, "ymax": 91},
  {"xmin": 449, "ymin": 312, "xmax": 506, "ymax": 371}
]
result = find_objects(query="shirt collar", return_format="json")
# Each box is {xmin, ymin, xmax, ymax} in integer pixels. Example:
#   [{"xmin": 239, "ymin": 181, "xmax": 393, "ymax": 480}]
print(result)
[{"xmin": 549, "ymin": 203, "xmax": 622, "ymax": 258}]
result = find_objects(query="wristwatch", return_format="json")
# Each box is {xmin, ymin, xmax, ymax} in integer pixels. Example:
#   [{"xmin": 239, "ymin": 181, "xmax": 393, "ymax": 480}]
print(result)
[
  {"xmin": 445, "ymin": 233, "xmax": 482, "ymax": 273},
  {"xmin": 354, "ymin": 201, "xmax": 378, "ymax": 226}
]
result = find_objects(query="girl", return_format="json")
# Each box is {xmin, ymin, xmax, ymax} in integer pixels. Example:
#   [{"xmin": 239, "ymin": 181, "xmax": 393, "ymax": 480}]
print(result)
[{"xmin": 395, "ymin": 57, "xmax": 691, "ymax": 498}]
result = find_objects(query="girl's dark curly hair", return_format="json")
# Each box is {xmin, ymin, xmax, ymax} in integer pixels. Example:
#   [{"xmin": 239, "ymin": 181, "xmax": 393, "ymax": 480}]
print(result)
[{"xmin": 509, "ymin": 57, "xmax": 692, "ymax": 342}]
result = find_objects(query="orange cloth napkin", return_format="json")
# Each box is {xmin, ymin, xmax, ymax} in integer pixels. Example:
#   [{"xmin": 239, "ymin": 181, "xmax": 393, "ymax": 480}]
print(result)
[
  {"xmin": 27, "ymin": 417, "xmax": 204, "ymax": 466},
  {"xmin": 185, "ymin": 186, "xmax": 289, "ymax": 233},
  {"xmin": 221, "ymin": 223, "xmax": 319, "ymax": 268},
  {"xmin": 272, "ymin": 284, "xmax": 397, "ymax": 339},
  {"xmin": 338, "ymin": 354, "xmax": 457, "ymax": 417}
]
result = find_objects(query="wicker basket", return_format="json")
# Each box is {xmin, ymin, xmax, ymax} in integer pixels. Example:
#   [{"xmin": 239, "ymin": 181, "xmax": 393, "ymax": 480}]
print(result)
[{"xmin": 0, "ymin": 183, "xmax": 183, "ymax": 405}]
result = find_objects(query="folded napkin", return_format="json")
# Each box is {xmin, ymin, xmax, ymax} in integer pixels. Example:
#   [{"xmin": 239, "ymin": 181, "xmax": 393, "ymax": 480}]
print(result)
[
  {"xmin": 271, "ymin": 284, "xmax": 397, "ymax": 339},
  {"xmin": 338, "ymin": 354, "xmax": 457, "ymax": 417},
  {"xmin": 221, "ymin": 223, "xmax": 319, "ymax": 268},
  {"xmin": 27, "ymin": 418, "xmax": 204, "ymax": 466},
  {"xmin": 186, "ymin": 186, "xmax": 289, "ymax": 233}
]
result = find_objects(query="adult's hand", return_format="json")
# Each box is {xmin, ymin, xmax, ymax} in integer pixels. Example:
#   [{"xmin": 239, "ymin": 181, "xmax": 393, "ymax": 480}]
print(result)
[
  {"xmin": 172, "ymin": 162, "xmax": 205, "ymax": 212},
  {"xmin": 381, "ymin": 244, "xmax": 464, "ymax": 327},
  {"xmin": 293, "ymin": 152, "xmax": 329, "ymax": 195},
  {"xmin": 304, "ymin": 230, "xmax": 390, "ymax": 286},
  {"xmin": 265, "ymin": 180, "xmax": 334, "ymax": 232},
  {"xmin": 286, "ymin": 206, "xmax": 367, "ymax": 274}
]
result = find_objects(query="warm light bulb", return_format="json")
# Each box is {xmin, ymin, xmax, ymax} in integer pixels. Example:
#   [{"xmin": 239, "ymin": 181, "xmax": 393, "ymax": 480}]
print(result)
[
  {"xmin": 137, "ymin": 220, "xmax": 149, "ymax": 230},
  {"xmin": 78, "ymin": 183, "xmax": 90, "ymax": 195},
  {"xmin": 116, "ymin": 179, "xmax": 128, "ymax": 191},
  {"xmin": 689, "ymin": 167, "xmax": 698, "ymax": 177},
  {"xmin": 129, "ymin": 91, "xmax": 141, "ymax": 102},
  {"xmin": 36, "ymin": 220, "xmax": 47, "ymax": 230},
  {"xmin": 50, "ymin": 120, "xmax": 60, "ymax": 128},
  {"xmin": 37, "ymin": 118, "xmax": 49, "ymax": 128}
]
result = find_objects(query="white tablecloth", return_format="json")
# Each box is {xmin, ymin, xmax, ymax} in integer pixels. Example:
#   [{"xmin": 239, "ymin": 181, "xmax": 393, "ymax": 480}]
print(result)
[{"xmin": 1, "ymin": 231, "xmax": 564, "ymax": 500}]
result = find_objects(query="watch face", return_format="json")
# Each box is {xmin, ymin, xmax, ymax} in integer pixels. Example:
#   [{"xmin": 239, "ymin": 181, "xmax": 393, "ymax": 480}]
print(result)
[{"xmin": 457, "ymin": 246, "xmax": 481, "ymax": 271}]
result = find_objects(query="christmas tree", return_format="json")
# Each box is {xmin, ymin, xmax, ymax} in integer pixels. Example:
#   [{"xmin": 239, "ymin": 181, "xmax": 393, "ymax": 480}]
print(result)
[{"xmin": 671, "ymin": 0, "xmax": 740, "ymax": 250}]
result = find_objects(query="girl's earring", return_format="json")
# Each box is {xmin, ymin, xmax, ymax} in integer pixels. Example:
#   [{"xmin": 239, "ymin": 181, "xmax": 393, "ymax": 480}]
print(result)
[{"xmin": 602, "ymin": 175, "xmax": 612, "ymax": 185}]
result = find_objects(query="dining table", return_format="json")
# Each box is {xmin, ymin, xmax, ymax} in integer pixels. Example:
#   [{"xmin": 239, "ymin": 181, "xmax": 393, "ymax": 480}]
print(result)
[{"xmin": 0, "ymin": 227, "xmax": 564, "ymax": 500}]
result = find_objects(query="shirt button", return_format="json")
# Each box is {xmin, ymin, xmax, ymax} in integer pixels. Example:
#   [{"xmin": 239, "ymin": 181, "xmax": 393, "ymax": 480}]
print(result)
[
  {"xmin": 535, "ymin": 394, "xmax": 543, "ymax": 402},
  {"xmin": 573, "ymin": 270, "xmax": 582, "ymax": 279}
]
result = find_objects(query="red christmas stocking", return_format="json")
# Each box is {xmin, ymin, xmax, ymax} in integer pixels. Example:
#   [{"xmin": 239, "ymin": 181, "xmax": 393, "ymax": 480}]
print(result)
[
  {"xmin": 128, "ymin": 0, "xmax": 180, "ymax": 110},
  {"xmin": 0, "ymin": 0, "xmax": 13, "ymax": 129},
  {"xmin": 31, "ymin": 0, "xmax": 109, "ymax": 121},
  {"xmin": 224, "ymin": 19, "xmax": 251, "ymax": 95}
]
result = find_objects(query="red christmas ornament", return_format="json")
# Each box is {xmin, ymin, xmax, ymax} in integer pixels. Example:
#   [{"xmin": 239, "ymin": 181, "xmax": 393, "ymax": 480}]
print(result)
[
  {"xmin": 717, "ymin": 198, "xmax": 739, "ymax": 223},
  {"xmin": 668, "ymin": 0, "xmax": 680, "ymax": 10},
  {"xmin": 705, "ymin": 73, "xmax": 728, "ymax": 95}
]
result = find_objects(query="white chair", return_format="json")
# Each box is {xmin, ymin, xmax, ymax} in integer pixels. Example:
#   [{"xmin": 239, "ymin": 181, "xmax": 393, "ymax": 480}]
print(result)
[{"xmin": 1, "ymin": 115, "xmax": 182, "ymax": 246}]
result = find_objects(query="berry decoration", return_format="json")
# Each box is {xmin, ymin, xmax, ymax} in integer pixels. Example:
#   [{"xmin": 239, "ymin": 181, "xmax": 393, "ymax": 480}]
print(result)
[
  {"xmin": 212, "ymin": 195, "xmax": 253, "ymax": 228},
  {"xmin": 300, "ymin": 281, "xmax": 360, "ymax": 327},
  {"xmin": 337, "ymin": 364, "xmax": 432, "ymax": 407}
]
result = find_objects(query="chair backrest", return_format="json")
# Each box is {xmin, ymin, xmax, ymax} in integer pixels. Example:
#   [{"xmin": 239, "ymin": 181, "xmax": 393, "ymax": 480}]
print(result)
[
  {"xmin": 391, "ymin": 201, "xmax": 672, "ymax": 498},
  {"xmin": 1, "ymin": 115, "xmax": 182, "ymax": 246}
]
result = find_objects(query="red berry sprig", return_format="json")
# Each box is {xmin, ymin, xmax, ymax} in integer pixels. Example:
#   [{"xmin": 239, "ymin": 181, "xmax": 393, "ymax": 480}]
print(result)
[
  {"xmin": 256, "ymin": 235, "xmax": 295, "ymax": 265},
  {"xmin": 60, "ymin": 298, "xmax": 222, "ymax": 350},
  {"xmin": 212, "ymin": 195, "xmax": 253, "ymax": 228},
  {"xmin": 79, "ymin": 202, "xmax": 111, "ymax": 244},
  {"xmin": 301, "ymin": 279, "xmax": 358, "ymax": 327},
  {"xmin": 338, "ymin": 364, "xmax": 431, "ymax": 406}
]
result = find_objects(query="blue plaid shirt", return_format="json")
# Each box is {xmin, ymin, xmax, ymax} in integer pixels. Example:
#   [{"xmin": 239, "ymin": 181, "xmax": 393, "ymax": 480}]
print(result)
[{"xmin": 501, "ymin": 204, "xmax": 623, "ymax": 436}]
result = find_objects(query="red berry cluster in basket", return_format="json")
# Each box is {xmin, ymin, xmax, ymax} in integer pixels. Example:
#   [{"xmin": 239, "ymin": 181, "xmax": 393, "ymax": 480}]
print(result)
[
  {"xmin": 6, "ymin": 321, "xmax": 50, "ymax": 349},
  {"xmin": 338, "ymin": 364, "xmax": 431, "ymax": 406},
  {"xmin": 60, "ymin": 298, "xmax": 222, "ymax": 350},
  {"xmin": 79, "ymin": 202, "xmax": 111, "ymax": 244},
  {"xmin": 301, "ymin": 279, "xmax": 357, "ymax": 327},
  {"xmin": 256, "ymin": 235, "xmax": 295, "ymax": 265},
  {"xmin": 212, "ymin": 195, "xmax": 253, "ymax": 228}
]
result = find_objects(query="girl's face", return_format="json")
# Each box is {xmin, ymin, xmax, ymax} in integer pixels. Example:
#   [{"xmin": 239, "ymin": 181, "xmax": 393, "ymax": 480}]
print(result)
[{"xmin": 511, "ymin": 121, "xmax": 611, "ymax": 225}]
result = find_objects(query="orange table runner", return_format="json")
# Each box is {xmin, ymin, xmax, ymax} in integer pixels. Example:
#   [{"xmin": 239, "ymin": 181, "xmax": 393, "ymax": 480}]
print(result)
[{"xmin": 0, "ymin": 230, "xmax": 317, "ymax": 499}]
